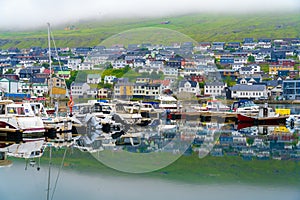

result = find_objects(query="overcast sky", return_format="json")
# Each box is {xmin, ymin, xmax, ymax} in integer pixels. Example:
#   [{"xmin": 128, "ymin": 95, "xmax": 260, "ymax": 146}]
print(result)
[{"xmin": 1, "ymin": 0, "xmax": 299, "ymax": 30}]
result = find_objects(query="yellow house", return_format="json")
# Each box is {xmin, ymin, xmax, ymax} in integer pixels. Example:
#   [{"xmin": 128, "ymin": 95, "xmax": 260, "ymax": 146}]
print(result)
[
  {"xmin": 269, "ymin": 65, "xmax": 294, "ymax": 75},
  {"xmin": 114, "ymin": 82, "xmax": 134, "ymax": 99}
]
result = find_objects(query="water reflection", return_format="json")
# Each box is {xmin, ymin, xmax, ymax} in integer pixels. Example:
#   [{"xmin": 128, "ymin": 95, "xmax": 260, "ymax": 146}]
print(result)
[
  {"xmin": 1, "ymin": 120, "xmax": 300, "ymax": 167},
  {"xmin": 0, "ymin": 162, "xmax": 299, "ymax": 200}
]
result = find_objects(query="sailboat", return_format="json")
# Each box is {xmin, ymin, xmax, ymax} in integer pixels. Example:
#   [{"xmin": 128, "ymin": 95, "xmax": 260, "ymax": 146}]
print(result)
[{"xmin": 35, "ymin": 23, "xmax": 82, "ymax": 141}]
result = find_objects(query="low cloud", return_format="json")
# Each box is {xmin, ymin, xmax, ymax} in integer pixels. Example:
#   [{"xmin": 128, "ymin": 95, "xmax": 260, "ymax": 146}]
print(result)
[{"xmin": 0, "ymin": 0, "xmax": 299, "ymax": 30}]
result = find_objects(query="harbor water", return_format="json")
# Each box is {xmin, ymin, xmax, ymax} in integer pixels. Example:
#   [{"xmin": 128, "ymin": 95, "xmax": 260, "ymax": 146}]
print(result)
[{"xmin": 0, "ymin": 162, "xmax": 299, "ymax": 200}]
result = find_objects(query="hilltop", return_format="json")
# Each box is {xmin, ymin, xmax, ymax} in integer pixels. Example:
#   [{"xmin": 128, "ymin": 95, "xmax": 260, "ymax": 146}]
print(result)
[{"xmin": 0, "ymin": 13, "xmax": 300, "ymax": 49}]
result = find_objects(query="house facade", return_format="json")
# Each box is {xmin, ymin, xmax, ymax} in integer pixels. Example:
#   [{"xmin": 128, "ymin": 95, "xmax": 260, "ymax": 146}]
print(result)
[
  {"xmin": 133, "ymin": 83, "xmax": 161, "ymax": 99},
  {"xmin": 178, "ymin": 80, "xmax": 200, "ymax": 95},
  {"xmin": 0, "ymin": 78, "xmax": 19, "ymax": 94},
  {"xmin": 282, "ymin": 79, "xmax": 300, "ymax": 100},
  {"xmin": 87, "ymin": 74, "xmax": 101, "ymax": 84},
  {"xmin": 98, "ymin": 88, "xmax": 111, "ymax": 98},
  {"xmin": 71, "ymin": 82, "xmax": 90, "ymax": 98},
  {"xmin": 204, "ymin": 82, "xmax": 226, "ymax": 97},
  {"xmin": 230, "ymin": 85, "xmax": 267, "ymax": 99},
  {"xmin": 114, "ymin": 79, "xmax": 134, "ymax": 99},
  {"xmin": 104, "ymin": 76, "xmax": 116, "ymax": 84}
]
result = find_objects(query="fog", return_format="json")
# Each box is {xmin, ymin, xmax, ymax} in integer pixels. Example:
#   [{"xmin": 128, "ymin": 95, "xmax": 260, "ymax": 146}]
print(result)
[{"xmin": 0, "ymin": 0, "xmax": 299, "ymax": 30}]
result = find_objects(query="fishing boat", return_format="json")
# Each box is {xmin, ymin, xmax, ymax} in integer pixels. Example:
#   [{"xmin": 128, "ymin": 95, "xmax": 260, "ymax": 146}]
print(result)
[
  {"xmin": 237, "ymin": 106, "xmax": 288, "ymax": 125},
  {"xmin": 0, "ymin": 100, "xmax": 45, "ymax": 141}
]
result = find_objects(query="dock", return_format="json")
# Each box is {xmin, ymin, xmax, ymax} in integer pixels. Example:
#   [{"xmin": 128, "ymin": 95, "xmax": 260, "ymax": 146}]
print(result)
[{"xmin": 168, "ymin": 111, "xmax": 237, "ymax": 122}]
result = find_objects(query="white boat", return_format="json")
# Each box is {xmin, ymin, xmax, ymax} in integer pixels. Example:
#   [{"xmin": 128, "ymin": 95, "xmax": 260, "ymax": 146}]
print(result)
[
  {"xmin": 157, "ymin": 95, "xmax": 181, "ymax": 111},
  {"xmin": 5, "ymin": 139, "xmax": 45, "ymax": 159},
  {"xmin": 0, "ymin": 100, "xmax": 45, "ymax": 141},
  {"xmin": 73, "ymin": 100, "xmax": 114, "ymax": 121},
  {"xmin": 194, "ymin": 100, "xmax": 229, "ymax": 112},
  {"xmin": 230, "ymin": 100, "xmax": 259, "ymax": 114},
  {"xmin": 112, "ymin": 100, "xmax": 147, "ymax": 125},
  {"xmin": 286, "ymin": 115, "xmax": 300, "ymax": 126},
  {"xmin": 26, "ymin": 102, "xmax": 76, "ymax": 141}
]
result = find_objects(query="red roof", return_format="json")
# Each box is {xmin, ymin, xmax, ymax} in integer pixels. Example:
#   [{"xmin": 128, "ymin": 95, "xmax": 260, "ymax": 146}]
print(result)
[{"xmin": 43, "ymin": 69, "xmax": 52, "ymax": 74}]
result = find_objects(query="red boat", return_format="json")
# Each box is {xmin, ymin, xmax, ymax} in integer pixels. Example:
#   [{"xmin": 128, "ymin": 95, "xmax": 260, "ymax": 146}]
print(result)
[{"xmin": 237, "ymin": 106, "xmax": 288, "ymax": 125}]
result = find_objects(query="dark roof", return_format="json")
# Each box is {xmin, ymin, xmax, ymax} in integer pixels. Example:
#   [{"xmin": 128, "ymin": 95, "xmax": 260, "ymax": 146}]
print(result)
[
  {"xmin": 30, "ymin": 78, "xmax": 46, "ymax": 83},
  {"xmin": 230, "ymin": 85, "xmax": 265, "ymax": 91},
  {"xmin": 205, "ymin": 82, "xmax": 225, "ymax": 86},
  {"xmin": 240, "ymin": 67, "xmax": 252, "ymax": 71},
  {"xmin": 237, "ymin": 77, "xmax": 260, "ymax": 83},
  {"xmin": 71, "ymin": 82, "xmax": 87, "ymax": 87},
  {"xmin": 179, "ymin": 80, "xmax": 198, "ymax": 88},
  {"xmin": 262, "ymin": 80, "xmax": 281, "ymax": 87}
]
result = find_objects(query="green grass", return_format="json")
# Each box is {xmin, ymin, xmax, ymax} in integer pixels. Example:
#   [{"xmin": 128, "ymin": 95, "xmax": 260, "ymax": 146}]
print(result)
[
  {"xmin": 10, "ymin": 148, "xmax": 300, "ymax": 186},
  {"xmin": 1, "ymin": 13, "xmax": 300, "ymax": 49}
]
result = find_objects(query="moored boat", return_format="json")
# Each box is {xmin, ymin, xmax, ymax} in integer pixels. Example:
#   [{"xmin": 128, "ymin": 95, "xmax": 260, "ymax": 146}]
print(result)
[
  {"xmin": 237, "ymin": 106, "xmax": 289, "ymax": 125},
  {"xmin": 0, "ymin": 100, "xmax": 45, "ymax": 142}
]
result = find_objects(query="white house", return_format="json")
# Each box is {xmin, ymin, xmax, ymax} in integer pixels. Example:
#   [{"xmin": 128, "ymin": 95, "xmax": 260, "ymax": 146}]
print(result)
[
  {"xmin": 104, "ymin": 76, "xmax": 116, "ymax": 84},
  {"xmin": 71, "ymin": 82, "xmax": 90, "ymax": 98},
  {"xmin": 98, "ymin": 88, "xmax": 110, "ymax": 98},
  {"xmin": 230, "ymin": 84, "xmax": 267, "ymax": 99},
  {"xmin": 113, "ymin": 59, "xmax": 127, "ymax": 69},
  {"xmin": 234, "ymin": 57, "xmax": 248, "ymax": 64},
  {"xmin": 32, "ymin": 83, "xmax": 49, "ymax": 96},
  {"xmin": 67, "ymin": 58, "xmax": 82, "ymax": 70},
  {"xmin": 180, "ymin": 67, "xmax": 201, "ymax": 77},
  {"xmin": 79, "ymin": 62, "xmax": 93, "ymax": 70},
  {"xmin": 87, "ymin": 74, "xmax": 101, "ymax": 84},
  {"xmin": 147, "ymin": 60, "xmax": 164, "ymax": 69},
  {"xmin": 248, "ymin": 64, "xmax": 261, "ymax": 73},
  {"xmin": 204, "ymin": 82, "xmax": 226, "ymax": 97},
  {"xmin": 178, "ymin": 80, "xmax": 200, "ymax": 95},
  {"xmin": 87, "ymin": 88, "xmax": 98, "ymax": 98},
  {"xmin": 163, "ymin": 67, "xmax": 178, "ymax": 77},
  {"xmin": 239, "ymin": 67, "xmax": 254, "ymax": 75},
  {"xmin": 133, "ymin": 83, "xmax": 161, "ymax": 99},
  {"xmin": 231, "ymin": 63, "xmax": 245, "ymax": 71},
  {"xmin": 0, "ymin": 78, "xmax": 19, "ymax": 94},
  {"xmin": 133, "ymin": 58, "xmax": 146, "ymax": 68}
]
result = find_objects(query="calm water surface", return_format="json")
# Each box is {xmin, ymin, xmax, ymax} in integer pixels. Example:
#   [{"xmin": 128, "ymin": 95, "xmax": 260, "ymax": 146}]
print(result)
[
  {"xmin": 1, "ymin": 103, "xmax": 300, "ymax": 200},
  {"xmin": 0, "ymin": 162, "xmax": 299, "ymax": 200}
]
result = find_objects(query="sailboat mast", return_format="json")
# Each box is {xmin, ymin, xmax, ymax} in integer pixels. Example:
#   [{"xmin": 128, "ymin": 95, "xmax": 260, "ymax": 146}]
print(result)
[
  {"xmin": 47, "ymin": 23, "xmax": 53, "ymax": 105},
  {"xmin": 46, "ymin": 144, "xmax": 52, "ymax": 200}
]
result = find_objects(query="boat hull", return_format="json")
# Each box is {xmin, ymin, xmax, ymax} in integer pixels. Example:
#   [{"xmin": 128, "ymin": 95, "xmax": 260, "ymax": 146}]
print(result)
[{"xmin": 238, "ymin": 114, "xmax": 288, "ymax": 125}]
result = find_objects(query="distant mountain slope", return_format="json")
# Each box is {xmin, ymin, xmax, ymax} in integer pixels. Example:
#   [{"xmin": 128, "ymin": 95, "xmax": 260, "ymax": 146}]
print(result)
[{"xmin": 0, "ymin": 13, "xmax": 299, "ymax": 49}]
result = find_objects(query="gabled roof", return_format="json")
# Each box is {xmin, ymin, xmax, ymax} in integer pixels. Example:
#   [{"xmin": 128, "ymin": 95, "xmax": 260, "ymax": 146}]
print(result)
[
  {"xmin": 152, "ymin": 79, "xmax": 170, "ymax": 87},
  {"xmin": 71, "ymin": 82, "xmax": 88, "ymax": 87},
  {"xmin": 205, "ymin": 82, "xmax": 225, "ymax": 86},
  {"xmin": 262, "ymin": 80, "xmax": 282, "ymax": 87},
  {"xmin": 240, "ymin": 67, "xmax": 252, "ymax": 71},
  {"xmin": 230, "ymin": 84, "xmax": 265, "ymax": 91},
  {"xmin": 30, "ymin": 78, "xmax": 46, "ymax": 83},
  {"xmin": 237, "ymin": 77, "xmax": 260, "ymax": 84},
  {"xmin": 179, "ymin": 80, "xmax": 198, "ymax": 88},
  {"xmin": 87, "ymin": 74, "xmax": 101, "ymax": 79}
]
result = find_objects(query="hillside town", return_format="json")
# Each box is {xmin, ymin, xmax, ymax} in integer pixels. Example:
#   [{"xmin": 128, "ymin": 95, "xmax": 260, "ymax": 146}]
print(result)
[{"xmin": 0, "ymin": 37, "xmax": 300, "ymax": 101}]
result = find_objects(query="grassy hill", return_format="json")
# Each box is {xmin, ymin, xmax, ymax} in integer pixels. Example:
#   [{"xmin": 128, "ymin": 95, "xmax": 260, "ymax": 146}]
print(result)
[{"xmin": 0, "ymin": 13, "xmax": 300, "ymax": 49}]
